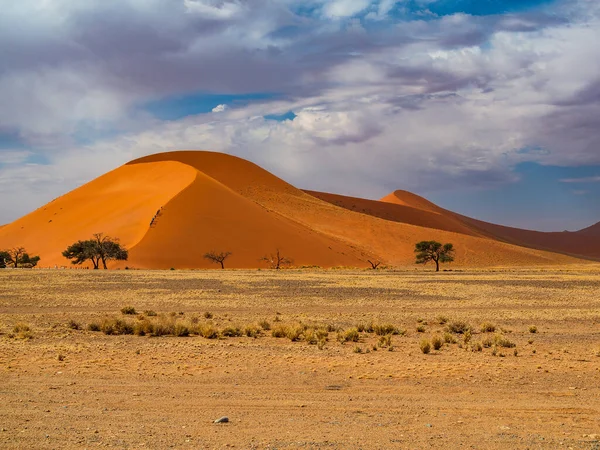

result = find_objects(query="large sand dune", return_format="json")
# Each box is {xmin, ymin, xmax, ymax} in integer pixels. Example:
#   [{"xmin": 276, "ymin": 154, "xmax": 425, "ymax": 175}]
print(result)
[{"xmin": 0, "ymin": 150, "xmax": 594, "ymax": 268}]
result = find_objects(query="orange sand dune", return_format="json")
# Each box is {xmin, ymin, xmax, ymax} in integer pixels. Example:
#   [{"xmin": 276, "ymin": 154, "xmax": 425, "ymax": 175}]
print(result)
[
  {"xmin": 311, "ymin": 188, "xmax": 600, "ymax": 261},
  {"xmin": 304, "ymin": 190, "xmax": 491, "ymax": 238},
  {"xmin": 0, "ymin": 150, "xmax": 591, "ymax": 268},
  {"xmin": 380, "ymin": 190, "xmax": 446, "ymax": 214},
  {"xmin": 0, "ymin": 161, "xmax": 198, "ymax": 267}
]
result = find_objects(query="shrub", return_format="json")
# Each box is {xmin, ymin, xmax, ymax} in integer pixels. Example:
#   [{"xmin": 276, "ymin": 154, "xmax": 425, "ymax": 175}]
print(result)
[
  {"xmin": 13, "ymin": 323, "xmax": 30, "ymax": 333},
  {"xmin": 67, "ymin": 319, "xmax": 81, "ymax": 330},
  {"xmin": 11, "ymin": 323, "xmax": 33, "ymax": 339},
  {"xmin": 317, "ymin": 338, "xmax": 327, "ymax": 350},
  {"xmin": 133, "ymin": 319, "xmax": 154, "ymax": 336},
  {"xmin": 480, "ymin": 322, "xmax": 496, "ymax": 333},
  {"xmin": 244, "ymin": 325, "xmax": 261, "ymax": 338},
  {"xmin": 121, "ymin": 306, "xmax": 137, "ymax": 315},
  {"xmin": 150, "ymin": 317, "xmax": 176, "ymax": 336},
  {"xmin": 431, "ymin": 335, "xmax": 443, "ymax": 350},
  {"xmin": 443, "ymin": 332, "xmax": 456, "ymax": 344},
  {"xmin": 204, "ymin": 312, "xmax": 213, "ymax": 319},
  {"xmin": 197, "ymin": 323, "xmax": 219, "ymax": 339},
  {"xmin": 221, "ymin": 326, "xmax": 242, "ymax": 337},
  {"xmin": 339, "ymin": 328, "xmax": 360, "ymax": 343},
  {"xmin": 420, "ymin": 339, "xmax": 431, "ymax": 354},
  {"xmin": 87, "ymin": 322, "xmax": 101, "ymax": 332},
  {"xmin": 463, "ymin": 330, "xmax": 472, "ymax": 344},
  {"xmin": 353, "ymin": 345, "xmax": 363, "ymax": 354},
  {"xmin": 378, "ymin": 334, "xmax": 393, "ymax": 348},
  {"xmin": 482, "ymin": 336, "xmax": 494, "ymax": 348},
  {"xmin": 436, "ymin": 315, "xmax": 449, "ymax": 325},
  {"xmin": 144, "ymin": 310, "xmax": 158, "ymax": 317},
  {"xmin": 416, "ymin": 325, "xmax": 426, "ymax": 333},
  {"xmin": 529, "ymin": 325, "xmax": 537, "ymax": 334},
  {"xmin": 173, "ymin": 323, "xmax": 190, "ymax": 337},
  {"xmin": 373, "ymin": 324, "xmax": 399, "ymax": 336},
  {"xmin": 285, "ymin": 325, "xmax": 304, "ymax": 342},
  {"xmin": 304, "ymin": 328, "xmax": 318, "ymax": 345},
  {"xmin": 495, "ymin": 335, "xmax": 516, "ymax": 348},
  {"xmin": 258, "ymin": 320, "xmax": 271, "ymax": 331},
  {"xmin": 446, "ymin": 321, "xmax": 472, "ymax": 334},
  {"xmin": 100, "ymin": 318, "xmax": 133, "ymax": 335},
  {"xmin": 271, "ymin": 325, "xmax": 287, "ymax": 338}
]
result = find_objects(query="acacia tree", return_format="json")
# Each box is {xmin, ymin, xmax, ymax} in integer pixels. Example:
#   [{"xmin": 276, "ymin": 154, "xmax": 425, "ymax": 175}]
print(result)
[
  {"xmin": 0, "ymin": 247, "xmax": 41, "ymax": 268},
  {"xmin": 94, "ymin": 233, "xmax": 128, "ymax": 269},
  {"xmin": 203, "ymin": 251, "xmax": 232, "ymax": 269},
  {"xmin": 260, "ymin": 249, "xmax": 292, "ymax": 270},
  {"xmin": 62, "ymin": 234, "xmax": 128, "ymax": 269},
  {"xmin": 414, "ymin": 241, "xmax": 455, "ymax": 272},
  {"xmin": 63, "ymin": 240, "xmax": 101, "ymax": 269}
]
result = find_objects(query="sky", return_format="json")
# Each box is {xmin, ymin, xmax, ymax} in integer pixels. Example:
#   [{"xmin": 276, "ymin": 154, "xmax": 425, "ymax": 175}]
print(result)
[{"xmin": 1, "ymin": 0, "xmax": 599, "ymax": 231}]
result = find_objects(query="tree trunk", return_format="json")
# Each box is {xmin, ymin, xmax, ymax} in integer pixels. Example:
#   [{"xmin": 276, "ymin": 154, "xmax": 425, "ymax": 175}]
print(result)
[
  {"xmin": 435, "ymin": 259, "xmax": 439, "ymax": 272},
  {"xmin": 101, "ymin": 258, "xmax": 107, "ymax": 269},
  {"xmin": 220, "ymin": 261, "xmax": 224, "ymax": 269}
]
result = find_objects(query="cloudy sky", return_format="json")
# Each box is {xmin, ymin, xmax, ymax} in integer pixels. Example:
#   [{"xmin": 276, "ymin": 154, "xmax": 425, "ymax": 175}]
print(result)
[{"xmin": 1, "ymin": 0, "xmax": 599, "ymax": 231}]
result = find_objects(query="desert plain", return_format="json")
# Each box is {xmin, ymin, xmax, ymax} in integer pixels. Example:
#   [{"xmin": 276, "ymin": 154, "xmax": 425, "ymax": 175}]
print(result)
[{"xmin": 1, "ymin": 267, "xmax": 599, "ymax": 449}]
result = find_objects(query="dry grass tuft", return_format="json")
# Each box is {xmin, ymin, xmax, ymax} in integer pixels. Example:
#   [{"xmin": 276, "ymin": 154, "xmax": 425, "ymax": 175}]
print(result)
[
  {"xmin": 420, "ymin": 339, "xmax": 431, "ymax": 354},
  {"xmin": 431, "ymin": 335, "xmax": 443, "ymax": 350},
  {"xmin": 446, "ymin": 321, "xmax": 472, "ymax": 334},
  {"xmin": 67, "ymin": 319, "xmax": 81, "ymax": 330},
  {"xmin": 120, "ymin": 306, "xmax": 137, "ymax": 315},
  {"xmin": 480, "ymin": 322, "xmax": 496, "ymax": 333}
]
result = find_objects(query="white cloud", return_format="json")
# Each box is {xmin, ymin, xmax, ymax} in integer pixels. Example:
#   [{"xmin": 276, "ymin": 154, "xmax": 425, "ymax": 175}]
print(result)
[{"xmin": 212, "ymin": 104, "xmax": 229, "ymax": 113}]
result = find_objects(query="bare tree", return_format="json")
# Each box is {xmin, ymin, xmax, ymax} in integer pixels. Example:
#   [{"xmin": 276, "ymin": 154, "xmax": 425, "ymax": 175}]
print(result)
[
  {"xmin": 367, "ymin": 259, "xmax": 381, "ymax": 270},
  {"xmin": 260, "ymin": 249, "xmax": 292, "ymax": 270},
  {"xmin": 203, "ymin": 251, "xmax": 232, "ymax": 269},
  {"xmin": 7, "ymin": 247, "xmax": 25, "ymax": 268}
]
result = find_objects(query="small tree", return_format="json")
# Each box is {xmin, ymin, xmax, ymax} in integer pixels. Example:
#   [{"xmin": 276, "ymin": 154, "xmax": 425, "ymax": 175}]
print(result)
[
  {"xmin": 203, "ymin": 251, "xmax": 232, "ymax": 269},
  {"xmin": 414, "ymin": 241, "xmax": 455, "ymax": 272},
  {"xmin": 93, "ymin": 233, "xmax": 128, "ymax": 269},
  {"xmin": 62, "ymin": 234, "xmax": 128, "ymax": 269},
  {"xmin": 260, "ymin": 249, "xmax": 292, "ymax": 270},
  {"xmin": 63, "ymin": 240, "xmax": 101, "ymax": 269},
  {"xmin": 1, "ymin": 247, "xmax": 41, "ymax": 268},
  {"xmin": 367, "ymin": 259, "xmax": 381, "ymax": 270},
  {"xmin": 19, "ymin": 253, "xmax": 40, "ymax": 268}
]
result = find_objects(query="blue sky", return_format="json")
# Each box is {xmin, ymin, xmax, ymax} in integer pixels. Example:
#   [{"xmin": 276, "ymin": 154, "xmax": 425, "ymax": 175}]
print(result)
[{"xmin": 0, "ymin": 0, "xmax": 599, "ymax": 231}]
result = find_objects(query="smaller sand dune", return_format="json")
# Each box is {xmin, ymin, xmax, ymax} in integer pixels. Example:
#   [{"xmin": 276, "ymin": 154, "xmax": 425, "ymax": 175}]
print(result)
[{"xmin": 576, "ymin": 221, "xmax": 600, "ymax": 237}]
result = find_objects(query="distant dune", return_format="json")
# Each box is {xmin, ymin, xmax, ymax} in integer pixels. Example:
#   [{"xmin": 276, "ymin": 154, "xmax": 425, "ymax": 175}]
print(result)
[
  {"xmin": 0, "ymin": 150, "xmax": 595, "ymax": 269},
  {"xmin": 576, "ymin": 221, "xmax": 600, "ymax": 237}
]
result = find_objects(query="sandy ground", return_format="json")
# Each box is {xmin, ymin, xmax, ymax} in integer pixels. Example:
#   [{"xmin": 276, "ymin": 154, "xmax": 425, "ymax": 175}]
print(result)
[{"xmin": 1, "ymin": 267, "xmax": 599, "ymax": 449}]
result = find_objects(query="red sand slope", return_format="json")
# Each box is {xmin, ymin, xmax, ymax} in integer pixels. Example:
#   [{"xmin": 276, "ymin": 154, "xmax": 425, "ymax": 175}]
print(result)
[
  {"xmin": 306, "ymin": 188, "xmax": 600, "ymax": 261},
  {"xmin": 0, "ymin": 150, "xmax": 592, "ymax": 268},
  {"xmin": 577, "ymin": 222, "xmax": 600, "ymax": 237}
]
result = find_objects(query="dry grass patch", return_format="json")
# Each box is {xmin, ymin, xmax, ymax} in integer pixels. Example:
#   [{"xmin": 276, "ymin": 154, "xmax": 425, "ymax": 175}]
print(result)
[
  {"xmin": 446, "ymin": 320, "xmax": 472, "ymax": 334},
  {"xmin": 480, "ymin": 322, "xmax": 496, "ymax": 333}
]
